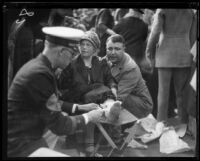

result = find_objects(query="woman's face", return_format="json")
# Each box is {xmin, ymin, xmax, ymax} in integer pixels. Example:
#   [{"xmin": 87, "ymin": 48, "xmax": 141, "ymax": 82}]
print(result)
[{"xmin": 79, "ymin": 40, "xmax": 96, "ymax": 58}]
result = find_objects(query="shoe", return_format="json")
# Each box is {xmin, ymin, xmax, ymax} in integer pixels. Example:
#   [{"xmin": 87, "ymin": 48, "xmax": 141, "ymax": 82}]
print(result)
[{"xmin": 107, "ymin": 101, "xmax": 121, "ymax": 123}]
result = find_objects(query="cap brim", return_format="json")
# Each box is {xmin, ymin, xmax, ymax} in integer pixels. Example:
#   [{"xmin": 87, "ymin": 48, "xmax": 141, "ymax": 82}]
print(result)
[{"xmin": 42, "ymin": 26, "xmax": 84, "ymax": 41}]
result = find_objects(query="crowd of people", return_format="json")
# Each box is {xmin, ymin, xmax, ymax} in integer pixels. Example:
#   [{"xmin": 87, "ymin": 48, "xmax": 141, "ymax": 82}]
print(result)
[{"xmin": 6, "ymin": 8, "xmax": 197, "ymax": 157}]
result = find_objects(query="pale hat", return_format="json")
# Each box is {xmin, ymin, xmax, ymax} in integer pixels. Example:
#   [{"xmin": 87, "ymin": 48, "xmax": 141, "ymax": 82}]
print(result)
[
  {"xmin": 42, "ymin": 26, "xmax": 85, "ymax": 47},
  {"xmin": 80, "ymin": 31, "xmax": 100, "ymax": 49}
]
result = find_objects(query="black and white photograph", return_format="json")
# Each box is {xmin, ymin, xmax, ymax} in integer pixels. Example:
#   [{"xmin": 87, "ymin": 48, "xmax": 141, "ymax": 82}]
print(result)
[{"xmin": 2, "ymin": 1, "xmax": 199, "ymax": 158}]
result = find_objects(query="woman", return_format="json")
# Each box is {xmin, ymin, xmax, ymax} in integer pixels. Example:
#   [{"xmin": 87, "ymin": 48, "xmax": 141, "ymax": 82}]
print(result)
[{"xmin": 58, "ymin": 31, "xmax": 117, "ymax": 156}]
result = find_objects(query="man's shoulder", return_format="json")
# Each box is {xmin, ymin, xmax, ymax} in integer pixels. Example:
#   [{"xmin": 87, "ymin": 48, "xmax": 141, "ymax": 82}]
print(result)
[
  {"xmin": 122, "ymin": 53, "xmax": 138, "ymax": 70},
  {"xmin": 21, "ymin": 57, "xmax": 53, "ymax": 78}
]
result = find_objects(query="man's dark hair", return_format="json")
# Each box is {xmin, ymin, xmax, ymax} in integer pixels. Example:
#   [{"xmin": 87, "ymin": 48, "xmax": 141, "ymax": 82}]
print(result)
[{"xmin": 106, "ymin": 34, "xmax": 125, "ymax": 45}]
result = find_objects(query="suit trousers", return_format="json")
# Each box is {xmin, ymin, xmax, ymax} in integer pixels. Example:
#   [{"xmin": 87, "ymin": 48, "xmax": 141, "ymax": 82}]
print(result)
[{"xmin": 157, "ymin": 67, "xmax": 191, "ymax": 122}]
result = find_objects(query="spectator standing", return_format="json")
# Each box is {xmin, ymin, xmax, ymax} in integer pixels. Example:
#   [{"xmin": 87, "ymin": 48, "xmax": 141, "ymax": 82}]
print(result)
[{"xmin": 146, "ymin": 9, "xmax": 197, "ymax": 122}]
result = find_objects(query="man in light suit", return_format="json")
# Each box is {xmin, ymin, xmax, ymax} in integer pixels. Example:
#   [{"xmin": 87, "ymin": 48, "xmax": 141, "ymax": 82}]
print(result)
[
  {"xmin": 146, "ymin": 9, "xmax": 197, "ymax": 122},
  {"xmin": 106, "ymin": 34, "xmax": 153, "ymax": 119}
]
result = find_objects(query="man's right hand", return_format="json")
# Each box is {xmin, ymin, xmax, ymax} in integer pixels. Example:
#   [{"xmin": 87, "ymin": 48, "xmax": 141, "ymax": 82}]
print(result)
[
  {"xmin": 85, "ymin": 109, "xmax": 104, "ymax": 123},
  {"xmin": 77, "ymin": 103, "xmax": 101, "ymax": 112}
]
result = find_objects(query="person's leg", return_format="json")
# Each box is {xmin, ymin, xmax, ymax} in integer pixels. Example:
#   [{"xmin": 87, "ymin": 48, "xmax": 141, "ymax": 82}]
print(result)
[
  {"xmin": 84, "ymin": 123, "xmax": 103, "ymax": 157},
  {"xmin": 84, "ymin": 122, "xmax": 95, "ymax": 156},
  {"xmin": 168, "ymin": 77, "xmax": 177, "ymax": 118},
  {"xmin": 157, "ymin": 68, "xmax": 172, "ymax": 121},
  {"xmin": 123, "ymin": 89, "xmax": 153, "ymax": 119},
  {"xmin": 173, "ymin": 67, "xmax": 191, "ymax": 123}
]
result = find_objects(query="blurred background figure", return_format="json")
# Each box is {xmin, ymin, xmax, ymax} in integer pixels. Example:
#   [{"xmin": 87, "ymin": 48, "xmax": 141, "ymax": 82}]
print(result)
[
  {"xmin": 48, "ymin": 8, "xmax": 73, "ymax": 26},
  {"xmin": 143, "ymin": 9, "xmax": 155, "ymax": 32},
  {"xmin": 7, "ymin": 8, "xmax": 50, "ymax": 89},
  {"xmin": 95, "ymin": 8, "xmax": 116, "ymax": 57},
  {"xmin": 79, "ymin": 8, "xmax": 98, "ymax": 31},
  {"xmin": 146, "ymin": 9, "xmax": 197, "ymax": 123},
  {"xmin": 113, "ymin": 9, "xmax": 149, "ymax": 72},
  {"xmin": 114, "ymin": 8, "xmax": 129, "ymax": 25}
]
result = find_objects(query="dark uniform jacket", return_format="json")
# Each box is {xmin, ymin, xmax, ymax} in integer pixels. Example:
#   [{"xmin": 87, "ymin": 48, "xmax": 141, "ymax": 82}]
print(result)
[
  {"xmin": 7, "ymin": 54, "xmax": 86, "ymax": 157},
  {"xmin": 58, "ymin": 54, "xmax": 116, "ymax": 104}
]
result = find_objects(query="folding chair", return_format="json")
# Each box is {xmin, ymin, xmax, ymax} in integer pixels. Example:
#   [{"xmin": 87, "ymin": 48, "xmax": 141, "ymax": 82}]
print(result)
[{"xmin": 95, "ymin": 109, "xmax": 138, "ymax": 156}]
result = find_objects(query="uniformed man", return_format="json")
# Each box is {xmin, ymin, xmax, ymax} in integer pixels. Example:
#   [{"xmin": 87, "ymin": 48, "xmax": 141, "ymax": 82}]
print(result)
[{"xmin": 7, "ymin": 26, "xmax": 104, "ymax": 157}]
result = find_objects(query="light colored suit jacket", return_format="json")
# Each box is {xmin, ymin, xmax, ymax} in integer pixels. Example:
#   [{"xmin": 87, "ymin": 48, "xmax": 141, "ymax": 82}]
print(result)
[{"xmin": 146, "ymin": 9, "xmax": 197, "ymax": 67}]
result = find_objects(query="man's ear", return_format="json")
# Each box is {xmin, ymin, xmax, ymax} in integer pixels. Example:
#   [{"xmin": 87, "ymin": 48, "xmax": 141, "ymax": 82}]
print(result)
[{"xmin": 57, "ymin": 47, "xmax": 64, "ymax": 57}]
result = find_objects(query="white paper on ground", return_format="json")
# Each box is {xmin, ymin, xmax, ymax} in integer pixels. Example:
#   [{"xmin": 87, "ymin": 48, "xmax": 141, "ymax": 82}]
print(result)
[
  {"xmin": 29, "ymin": 147, "xmax": 69, "ymax": 157},
  {"xmin": 140, "ymin": 122, "xmax": 165, "ymax": 143},
  {"xmin": 159, "ymin": 128, "xmax": 191, "ymax": 154},
  {"xmin": 137, "ymin": 114, "xmax": 158, "ymax": 132},
  {"xmin": 127, "ymin": 138, "xmax": 148, "ymax": 149}
]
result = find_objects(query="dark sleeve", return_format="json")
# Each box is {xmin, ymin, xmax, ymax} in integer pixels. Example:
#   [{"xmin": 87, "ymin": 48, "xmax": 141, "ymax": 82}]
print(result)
[
  {"xmin": 27, "ymin": 71, "xmax": 86, "ymax": 136},
  {"xmin": 112, "ymin": 21, "xmax": 120, "ymax": 33},
  {"xmin": 96, "ymin": 9, "xmax": 110, "ymax": 34},
  {"xmin": 58, "ymin": 64, "xmax": 73, "ymax": 90},
  {"xmin": 40, "ymin": 109, "xmax": 86, "ymax": 136},
  {"xmin": 61, "ymin": 101, "xmax": 74, "ymax": 115}
]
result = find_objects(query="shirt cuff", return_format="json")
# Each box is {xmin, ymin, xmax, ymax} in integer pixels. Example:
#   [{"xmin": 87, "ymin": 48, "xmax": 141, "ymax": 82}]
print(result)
[
  {"xmin": 82, "ymin": 113, "xmax": 89, "ymax": 124},
  {"xmin": 72, "ymin": 104, "xmax": 78, "ymax": 113}
]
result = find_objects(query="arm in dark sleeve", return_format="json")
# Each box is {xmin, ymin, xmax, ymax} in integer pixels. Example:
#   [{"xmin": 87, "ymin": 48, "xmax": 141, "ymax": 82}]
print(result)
[
  {"xmin": 40, "ymin": 109, "xmax": 86, "ymax": 136},
  {"xmin": 96, "ymin": 9, "xmax": 111, "ymax": 34},
  {"xmin": 58, "ymin": 64, "xmax": 73, "ymax": 90},
  {"xmin": 27, "ymin": 71, "xmax": 86, "ymax": 136}
]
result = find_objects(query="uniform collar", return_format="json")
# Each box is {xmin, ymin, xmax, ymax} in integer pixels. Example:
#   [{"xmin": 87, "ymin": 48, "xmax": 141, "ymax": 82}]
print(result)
[{"xmin": 38, "ymin": 54, "xmax": 55, "ymax": 72}]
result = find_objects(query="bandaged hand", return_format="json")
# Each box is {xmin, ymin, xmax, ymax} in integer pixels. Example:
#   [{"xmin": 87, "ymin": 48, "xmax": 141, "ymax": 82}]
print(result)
[{"xmin": 85, "ymin": 108, "xmax": 105, "ymax": 123}]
